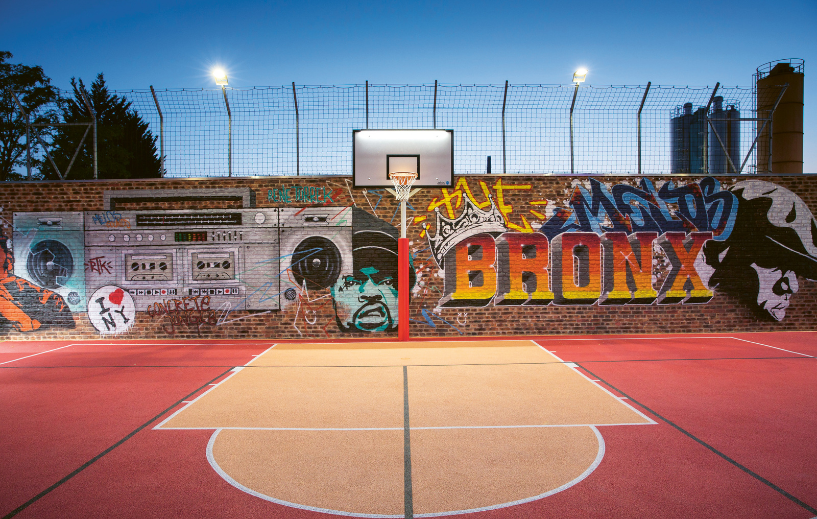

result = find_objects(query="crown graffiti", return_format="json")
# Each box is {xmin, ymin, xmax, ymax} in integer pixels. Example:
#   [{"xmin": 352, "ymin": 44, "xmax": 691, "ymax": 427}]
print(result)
[{"xmin": 424, "ymin": 195, "xmax": 508, "ymax": 268}]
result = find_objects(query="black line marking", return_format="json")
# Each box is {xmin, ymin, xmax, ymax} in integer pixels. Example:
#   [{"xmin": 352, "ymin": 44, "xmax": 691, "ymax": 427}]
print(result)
[
  {"xmin": 0, "ymin": 356, "xmax": 813, "ymax": 370},
  {"xmin": 1, "ymin": 367, "xmax": 235, "ymax": 519},
  {"xmin": 577, "ymin": 364, "xmax": 817, "ymax": 515},
  {"xmin": 403, "ymin": 365, "xmax": 413, "ymax": 519}
]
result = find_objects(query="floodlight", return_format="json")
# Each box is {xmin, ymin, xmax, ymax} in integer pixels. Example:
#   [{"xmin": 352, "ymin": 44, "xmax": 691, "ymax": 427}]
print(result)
[
  {"xmin": 573, "ymin": 68, "xmax": 588, "ymax": 83},
  {"xmin": 213, "ymin": 68, "xmax": 228, "ymax": 86}
]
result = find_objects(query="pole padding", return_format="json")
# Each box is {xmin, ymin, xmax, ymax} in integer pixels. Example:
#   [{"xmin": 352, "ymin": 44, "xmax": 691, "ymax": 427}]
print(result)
[{"xmin": 398, "ymin": 237, "xmax": 410, "ymax": 342}]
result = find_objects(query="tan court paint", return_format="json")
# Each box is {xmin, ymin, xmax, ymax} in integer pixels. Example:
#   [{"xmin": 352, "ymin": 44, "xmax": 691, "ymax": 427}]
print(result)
[
  {"xmin": 164, "ymin": 366, "xmax": 404, "ymax": 429},
  {"xmin": 213, "ymin": 429, "xmax": 405, "ymax": 515},
  {"xmin": 411, "ymin": 427, "xmax": 599, "ymax": 514},
  {"xmin": 261, "ymin": 340, "xmax": 561, "ymax": 366},
  {"xmin": 408, "ymin": 364, "xmax": 648, "ymax": 426},
  {"xmin": 159, "ymin": 340, "xmax": 651, "ymax": 514}
]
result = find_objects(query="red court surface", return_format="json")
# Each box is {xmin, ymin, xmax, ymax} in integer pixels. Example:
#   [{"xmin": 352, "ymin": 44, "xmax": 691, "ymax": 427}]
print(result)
[{"xmin": 1, "ymin": 333, "xmax": 816, "ymax": 519}]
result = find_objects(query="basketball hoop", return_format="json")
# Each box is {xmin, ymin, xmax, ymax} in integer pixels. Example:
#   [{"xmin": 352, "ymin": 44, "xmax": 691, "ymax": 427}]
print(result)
[{"xmin": 389, "ymin": 171, "xmax": 417, "ymax": 201}]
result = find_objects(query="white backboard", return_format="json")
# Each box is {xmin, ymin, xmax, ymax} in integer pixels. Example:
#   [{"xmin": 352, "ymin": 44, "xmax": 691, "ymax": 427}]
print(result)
[{"xmin": 353, "ymin": 129, "xmax": 453, "ymax": 188}]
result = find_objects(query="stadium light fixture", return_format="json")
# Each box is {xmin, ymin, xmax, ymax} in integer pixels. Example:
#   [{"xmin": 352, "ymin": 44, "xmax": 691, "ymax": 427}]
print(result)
[
  {"xmin": 573, "ymin": 68, "xmax": 588, "ymax": 83},
  {"xmin": 213, "ymin": 68, "xmax": 228, "ymax": 86}
]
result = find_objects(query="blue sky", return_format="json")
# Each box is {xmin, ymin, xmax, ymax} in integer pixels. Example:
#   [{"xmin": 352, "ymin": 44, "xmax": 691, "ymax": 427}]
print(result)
[{"xmin": 2, "ymin": 0, "xmax": 816, "ymax": 170}]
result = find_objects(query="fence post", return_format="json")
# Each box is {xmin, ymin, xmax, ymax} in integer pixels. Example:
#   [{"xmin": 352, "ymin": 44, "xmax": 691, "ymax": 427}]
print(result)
[
  {"xmin": 502, "ymin": 80, "xmax": 508, "ymax": 174},
  {"xmin": 365, "ymin": 80, "xmax": 369, "ymax": 130},
  {"xmin": 637, "ymin": 82, "xmax": 651, "ymax": 175},
  {"xmin": 702, "ymin": 82, "xmax": 720, "ymax": 175},
  {"xmin": 220, "ymin": 85, "xmax": 232, "ymax": 177},
  {"xmin": 433, "ymin": 80, "xmax": 437, "ymax": 129},
  {"xmin": 79, "ymin": 88, "xmax": 97, "ymax": 179},
  {"xmin": 738, "ymin": 84, "xmax": 787, "ymax": 174},
  {"xmin": 150, "ymin": 86, "xmax": 164, "ymax": 176},
  {"xmin": 570, "ymin": 82, "xmax": 580, "ymax": 174},
  {"xmin": 293, "ymin": 82, "xmax": 299, "ymax": 176}
]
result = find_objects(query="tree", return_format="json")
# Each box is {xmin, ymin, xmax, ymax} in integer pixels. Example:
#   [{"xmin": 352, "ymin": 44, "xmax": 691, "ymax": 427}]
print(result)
[
  {"xmin": 0, "ymin": 51, "xmax": 59, "ymax": 181},
  {"xmin": 48, "ymin": 74, "xmax": 162, "ymax": 180}
]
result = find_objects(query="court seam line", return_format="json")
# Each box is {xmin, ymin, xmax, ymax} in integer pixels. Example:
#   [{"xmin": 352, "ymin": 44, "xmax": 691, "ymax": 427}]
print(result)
[
  {"xmin": 0, "ymin": 358, "xmax": 817, "ymax": 369},
  {"xmin": 576, "ymin": 363, "xmax": 817, "ymax": 516},
  {"xmin": 0, "ymin": 340, "xmax": 277, "ymax": 367},
  {"xmin": 534, "ymin": 336, "xmax": 739, "ymax": 341},
  {"xmin": 153, "ymin": 344, "xmax": 279, "ymax": 430},
  {"xmin": 403, "ymin": 365, "xmax": 414, "ymax": 519},
  {"xmin": 531, "ymin": 341, "xmax": 657, "ymax": 425},
  {"xmin": 0, "ymin": 366, "xmax": 236, "ymax": 519},
  {"xmin": 2, "ymin": 356, "xmax": 811, "ymax": 372}
]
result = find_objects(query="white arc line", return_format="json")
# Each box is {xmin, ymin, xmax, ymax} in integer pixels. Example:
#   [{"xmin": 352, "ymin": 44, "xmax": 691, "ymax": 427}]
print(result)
[{"xmin": 204, "ymin": 426, "xmax": 608, "ymax": 518}]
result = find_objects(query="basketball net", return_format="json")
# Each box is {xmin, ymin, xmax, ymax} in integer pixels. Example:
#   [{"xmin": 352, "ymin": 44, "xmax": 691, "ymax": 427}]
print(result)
[
  {"xmin": 389, "ymin": 171, "xmax": 417, "ymax": 201},
  {"xmin": 388, "ymin": 171, "xmax": 418, "ymax": 342}
]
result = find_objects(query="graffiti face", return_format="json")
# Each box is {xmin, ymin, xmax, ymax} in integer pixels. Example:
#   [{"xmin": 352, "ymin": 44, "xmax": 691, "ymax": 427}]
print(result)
[
  {"xmin": 751, "ymin": 265, "xmax": 798, "ymax": 321},
  {"xmin": 332, "ymin": 266, "xmax": 398, "ymax": 332},
  {"xmin": 698, "ymin": 180, "xmax": 817, "ymax": 321}
]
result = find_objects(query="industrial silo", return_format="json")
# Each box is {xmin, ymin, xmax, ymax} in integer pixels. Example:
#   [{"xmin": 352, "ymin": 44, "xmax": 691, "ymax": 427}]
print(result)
[
  {"xmin": 671, "ymin": 103, "xmax": 708, "ymax": 173},
  {"xmin": 756, "ymin": 59, "xmax": 804, "ymax": 173},
  {"xmin": 708, "ymin": 96, "xmax": 740, "ymax": 174}
]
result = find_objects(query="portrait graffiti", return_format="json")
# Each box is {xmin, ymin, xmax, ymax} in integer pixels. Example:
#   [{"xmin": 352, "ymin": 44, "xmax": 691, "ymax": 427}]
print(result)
[
  {"xmin": 696, "ymin": 180, "xmax": 817, "ymax": 321},
  {"xmin": 331, "ymin": 208, "xmax": 415, "ymax": 333}
]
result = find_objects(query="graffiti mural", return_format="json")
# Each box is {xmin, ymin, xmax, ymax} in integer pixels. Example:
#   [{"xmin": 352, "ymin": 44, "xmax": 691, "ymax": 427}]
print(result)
[
  {"xmin": 696, "ymin": 181, "xmax": 817, "ymax": 321},
  {"xmin": 330, "ymin": 208, "xmax": 414, "ymax": 332},
  {"xmin": 0, "ymin": 235, "xmax": 75, "ymax": 333},
  {"xmin": 88, "ymin": 285, "xmax": 135, "ymax": 335},
  {"xmin": 146, "ymin": 295, "xmax": 217, "ymax": 335},
  {"xmin": 3, "ymin": 177, "xmax": 816, "ymax": 339},
  {"xmin": 423, "ymin": 177, "xmax": 817, "ymax": 321}
]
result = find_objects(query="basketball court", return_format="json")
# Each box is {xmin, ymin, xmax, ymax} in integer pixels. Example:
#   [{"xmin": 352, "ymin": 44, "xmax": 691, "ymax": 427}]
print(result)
[{"xmin": 2, "ymin": 332, "xmax": 816, "ymax": 518}]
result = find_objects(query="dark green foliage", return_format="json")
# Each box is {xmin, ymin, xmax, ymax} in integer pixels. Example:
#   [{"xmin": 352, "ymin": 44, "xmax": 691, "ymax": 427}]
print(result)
[
  {"xmin": 49, "ymin": 73, "xmax": 162, "ymax": 180},
  {"xmin": 0, "ymin": 51, "xmax": 59, "ymax": 181}
]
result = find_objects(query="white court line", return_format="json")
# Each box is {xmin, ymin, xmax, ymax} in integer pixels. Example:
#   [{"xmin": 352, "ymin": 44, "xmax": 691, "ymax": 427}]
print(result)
[
  {"xmin": 205, "ymin": 426, "xmax": 608, "ymax": 518},
  {"xmin": 0, "ymin": 343, "xmax": 83, "ymax": 365},
  {"xmin": 727, "ymin": 337, "xmax": 815, "ymax": 358},
  {"xmin": 159, "ymin": 423, "xmax": 654, "ymax": 431},
  {"xmin": 531, "ymin": 340, "xmax": 657, "ymax": 426},
  {"xmin": 153, "ymin": 343, "xmax": 278, "ymax": 430}
]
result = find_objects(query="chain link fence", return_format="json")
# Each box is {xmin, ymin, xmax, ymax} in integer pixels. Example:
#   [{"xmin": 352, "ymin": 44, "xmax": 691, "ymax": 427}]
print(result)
[{"xmin": 22, "ymin": 82, "xmax": 769, "ymax": 178}]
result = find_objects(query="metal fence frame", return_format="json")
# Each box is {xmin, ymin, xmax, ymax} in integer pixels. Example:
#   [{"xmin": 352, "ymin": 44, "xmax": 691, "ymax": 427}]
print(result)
[{"xmin": 9, "ymin": 81, "xmax": 792, "ymax": 179}]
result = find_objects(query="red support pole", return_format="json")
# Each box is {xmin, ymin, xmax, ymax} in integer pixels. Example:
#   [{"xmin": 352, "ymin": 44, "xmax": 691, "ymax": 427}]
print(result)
[{"xmin": 398, "ymin": 237, "xmax": 409, "ymax": 341}]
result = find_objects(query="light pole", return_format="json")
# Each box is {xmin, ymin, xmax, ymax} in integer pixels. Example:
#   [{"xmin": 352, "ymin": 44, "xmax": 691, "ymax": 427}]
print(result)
[
  {"xmin": 213, "ymin": 68, "xmax": 231, "ymax": 177},
  {"xmin": 570, "ymin": 68, "xmax": 587, "ymax": 174}
]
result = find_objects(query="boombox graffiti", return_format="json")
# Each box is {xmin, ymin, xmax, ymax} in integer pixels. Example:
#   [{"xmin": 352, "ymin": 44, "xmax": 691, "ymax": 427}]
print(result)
[{"xmin": 426, "ymin": 179, "xmax": 817, "ymax": 322}]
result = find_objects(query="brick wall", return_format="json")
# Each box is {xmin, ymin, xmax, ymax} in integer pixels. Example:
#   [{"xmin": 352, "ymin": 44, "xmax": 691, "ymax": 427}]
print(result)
[{"xmin": 1, "ymin": 174, "xmax": 816, "ymax": 341}]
